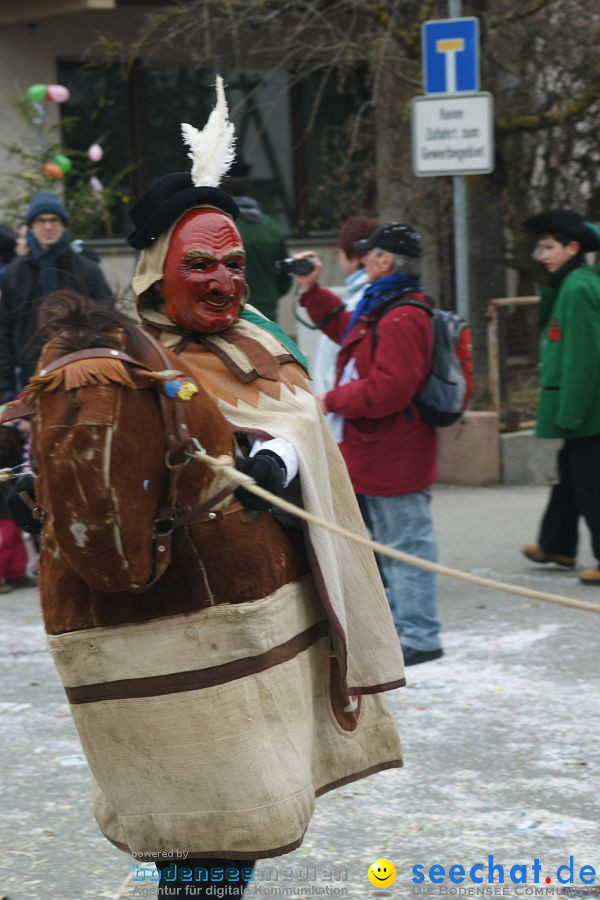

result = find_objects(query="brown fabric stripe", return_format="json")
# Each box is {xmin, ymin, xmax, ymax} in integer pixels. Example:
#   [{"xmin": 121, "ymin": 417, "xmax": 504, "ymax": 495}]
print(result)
[
  {"xmin": 65, "ymin": 620, "xmax": 329, "ymax": 705},
  {"xmin": 103, "ymin": 761, "xmax": 402, "ymax": 860},
  {"xmin": 348, "ymin": 677, "xmax": 407, "ymax": 695},
  {"xmin": 315, "ymin": 758, "xmax": 403, "ymax": 798}
]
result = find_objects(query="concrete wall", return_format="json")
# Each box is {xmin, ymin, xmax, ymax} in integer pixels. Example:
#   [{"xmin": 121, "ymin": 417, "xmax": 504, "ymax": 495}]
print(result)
[
  {"xmin": 437, "ymin": 412, "xmax": 501, "ymax": 485},
  {"xmin": 501, "ymin": 430, "xmax": 559, "ymax": 486}
]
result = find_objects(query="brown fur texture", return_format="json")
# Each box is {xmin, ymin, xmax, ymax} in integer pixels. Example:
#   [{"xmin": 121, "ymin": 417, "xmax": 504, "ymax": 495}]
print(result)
[{"xmin": 33, "ymin": 291, "xmax": 309, "ymax": 635}]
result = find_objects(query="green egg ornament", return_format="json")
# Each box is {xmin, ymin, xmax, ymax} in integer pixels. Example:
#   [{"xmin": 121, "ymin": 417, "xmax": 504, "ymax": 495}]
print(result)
[
  {"xmin": 54, "ymin": 154, "xmax": 72, "ymax": 174},
  {"xmin": 27, "ymin": 83, "xmax": 48, "ymax": 102}
]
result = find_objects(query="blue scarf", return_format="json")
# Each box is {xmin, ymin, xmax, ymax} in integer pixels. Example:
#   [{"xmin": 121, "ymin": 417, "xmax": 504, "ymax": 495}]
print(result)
[
  {"xmin": 343, "ymin": 272, "xmax": 421, "ymax": 340},
  {"xmin": 26, "ymin": 229, "xmax": 71, "ymax": 299}
]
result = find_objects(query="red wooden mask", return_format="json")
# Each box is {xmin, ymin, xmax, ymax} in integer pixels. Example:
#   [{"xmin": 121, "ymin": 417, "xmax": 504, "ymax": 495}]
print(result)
[{"xmin": 161, "ymin": 208, "xmax": 246, "ymax": 333}]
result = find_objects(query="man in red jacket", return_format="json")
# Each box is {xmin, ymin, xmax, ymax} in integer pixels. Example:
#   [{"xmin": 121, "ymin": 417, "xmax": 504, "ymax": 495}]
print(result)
[{"xmin": 297, "ymin": 222, "xmax": 443, "ymax": 666}]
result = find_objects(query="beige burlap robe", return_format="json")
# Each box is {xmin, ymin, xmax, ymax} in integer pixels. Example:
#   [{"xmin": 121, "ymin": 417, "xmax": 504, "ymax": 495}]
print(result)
[{"xmin": 49, "ymin": 576, "xmax": 402, "ymax": 858}]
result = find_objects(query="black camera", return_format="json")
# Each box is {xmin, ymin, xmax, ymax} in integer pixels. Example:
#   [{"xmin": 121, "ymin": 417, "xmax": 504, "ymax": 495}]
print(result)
[{"xmin": 275, "ymin": 257, "xmax": 315, "ymax": 276}]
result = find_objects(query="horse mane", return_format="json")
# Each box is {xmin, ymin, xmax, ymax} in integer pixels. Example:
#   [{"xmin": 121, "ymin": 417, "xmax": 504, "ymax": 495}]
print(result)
[{"xmin": 38, "ymin": 289, "xmax": 144, "ymax": 356}]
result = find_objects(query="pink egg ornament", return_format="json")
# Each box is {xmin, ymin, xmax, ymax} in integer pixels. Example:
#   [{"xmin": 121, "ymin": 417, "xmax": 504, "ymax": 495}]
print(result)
[
  {"xmin": 46, "ymin": 84, "xmax": 70, "ymax": 103},
  {"xmin": 88, "ymin": 143, "xmax": 103, "ymax": 163},
  {"xmin": 89, "ymin": 176, "xmax": 104, "ymax": 194}
]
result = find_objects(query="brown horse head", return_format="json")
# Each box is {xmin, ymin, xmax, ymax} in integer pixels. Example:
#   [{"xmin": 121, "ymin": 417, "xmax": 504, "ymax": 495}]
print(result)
[{"xmin": 30, "ymin": 291, "xmax": 234, "ymax": 594}]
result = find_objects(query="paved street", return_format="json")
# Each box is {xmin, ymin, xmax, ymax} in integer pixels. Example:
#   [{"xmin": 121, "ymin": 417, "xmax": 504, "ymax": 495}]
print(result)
[{"xmin": 1, "ymin": 485, "xmax": 599, "ymax": 900}]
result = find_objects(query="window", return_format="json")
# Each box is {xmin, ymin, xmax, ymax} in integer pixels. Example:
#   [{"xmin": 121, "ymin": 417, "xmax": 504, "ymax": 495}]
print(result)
[{"xmin": 58, "ymin": 62, "xmax": 371, "ymax": 237}]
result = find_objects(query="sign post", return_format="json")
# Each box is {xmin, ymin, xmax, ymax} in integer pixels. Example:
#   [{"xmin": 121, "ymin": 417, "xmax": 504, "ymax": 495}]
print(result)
[
  {"xmin": 415, "ymin": 4, "xmax": 493, "ymax": 323},
  {"xmin": 411, "ymin": 93, "xmax": 494, "ymax": 176}
]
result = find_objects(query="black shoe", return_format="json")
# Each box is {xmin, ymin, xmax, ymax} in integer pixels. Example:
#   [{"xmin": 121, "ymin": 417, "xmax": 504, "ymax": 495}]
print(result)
[{"xmin": 402, "ymin": 645, "xmax": 444, "ymax": 666}]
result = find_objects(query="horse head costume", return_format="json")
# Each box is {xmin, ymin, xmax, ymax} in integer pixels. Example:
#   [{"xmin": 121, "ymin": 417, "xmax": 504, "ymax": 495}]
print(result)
[{"xmin": 6, "ymin": 78, "xmax": 406, "ymax": 865}]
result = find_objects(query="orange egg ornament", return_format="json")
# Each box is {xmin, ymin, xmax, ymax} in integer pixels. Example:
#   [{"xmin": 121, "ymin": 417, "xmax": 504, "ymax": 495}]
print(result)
[{"xmin": 43, "ymin": 162, "xmax": 64, "ymax": 180}]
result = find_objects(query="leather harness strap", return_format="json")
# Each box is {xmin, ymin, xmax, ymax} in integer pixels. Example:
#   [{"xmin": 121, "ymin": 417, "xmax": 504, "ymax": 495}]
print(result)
[
  {"xmin": 37, "ymin": 347, "xmax": 158, "ymax": 377},
  {"xmin": 114, "ymin": 327, "xmax": 241, "ymax": 592}
]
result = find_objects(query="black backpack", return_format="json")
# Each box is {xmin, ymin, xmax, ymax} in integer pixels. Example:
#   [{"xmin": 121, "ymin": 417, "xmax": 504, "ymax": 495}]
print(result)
[{"xmin": 372, "ymin": 298, "xmax": 473, "ymax": 428}]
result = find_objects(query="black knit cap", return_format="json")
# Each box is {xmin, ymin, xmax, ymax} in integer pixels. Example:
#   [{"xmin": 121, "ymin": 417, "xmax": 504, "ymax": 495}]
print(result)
[
  {"xmin": 26, "ymin": 191, "xmax": 69, "ymax": 227},
  {"xmin": 127, "ymin": 172, "xmax": 239, "ymax": 250},
  {"xmin": 523, "ymin": 209, "xmax": 600, "ymax": 252},
  {"xmin": 352, "ymin": 222, "xmax": 421, "ymax": 258}
]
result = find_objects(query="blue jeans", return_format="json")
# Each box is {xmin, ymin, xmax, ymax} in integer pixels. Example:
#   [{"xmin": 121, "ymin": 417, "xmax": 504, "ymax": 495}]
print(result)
[{"xmin": 360, "ymin": 489, "xmax": 441, "ymax": 652}]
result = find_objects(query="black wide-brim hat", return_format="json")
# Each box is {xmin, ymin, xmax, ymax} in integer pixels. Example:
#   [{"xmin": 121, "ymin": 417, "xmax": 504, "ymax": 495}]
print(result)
[
  {"xmin": 523, "ymin": 209, "xmax": 600, "ymax": 252},
  {"xmin": 127, "ymin": 172, "xmax": 239, "ymax": 250}
]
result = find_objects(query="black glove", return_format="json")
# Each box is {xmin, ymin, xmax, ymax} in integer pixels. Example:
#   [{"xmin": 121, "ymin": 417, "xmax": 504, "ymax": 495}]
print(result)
[
  {"xmin": 235, "ymin": 449, "xmax": 287, "ymax": 511},
  {"xmin": 7, "ymin": 474, "xmax": 42, "ymax": 535}
]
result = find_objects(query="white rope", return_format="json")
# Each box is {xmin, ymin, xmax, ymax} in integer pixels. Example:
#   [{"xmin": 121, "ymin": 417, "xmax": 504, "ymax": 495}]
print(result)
[{"xmin": 192, "ymin": 451, "xmax": 600, "ymax": 615}]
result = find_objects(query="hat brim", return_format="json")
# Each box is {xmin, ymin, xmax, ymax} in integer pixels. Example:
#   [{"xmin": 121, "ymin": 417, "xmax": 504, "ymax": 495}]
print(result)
[
  {"xmin": 127, "ymin": 186, "xmax": 239, "ymax": 250},
  {"xmin": 352, "ymin": 237, "xmax": 374, "ymax": 254},
  {"xmin": 524, "ymin": 211, "xmax": 600, "ymax": 252}
]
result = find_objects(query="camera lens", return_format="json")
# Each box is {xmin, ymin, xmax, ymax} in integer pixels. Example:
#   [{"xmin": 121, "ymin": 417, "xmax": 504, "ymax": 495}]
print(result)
[
  {"xmin": 275, "ymin": 257, "xmax": 315, "ymax": 276},
  {"xmin": 291, "ymin": 258, "xmax": 315, "ymax": 275}
]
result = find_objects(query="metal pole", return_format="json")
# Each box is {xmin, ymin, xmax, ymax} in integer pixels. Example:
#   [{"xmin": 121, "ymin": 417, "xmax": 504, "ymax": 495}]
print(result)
[
  {"xmin": 449, "ymin": 0, "xmax": 469, "ymax": 321},
  {"xmin": 453, "ymin": 175, "xmax": 469, "ymax": 320}
]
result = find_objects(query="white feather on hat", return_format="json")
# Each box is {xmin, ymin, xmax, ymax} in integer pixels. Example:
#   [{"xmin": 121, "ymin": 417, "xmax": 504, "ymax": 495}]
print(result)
[{"xmin": 181, "ymin": 76, "xmax": 236, "ymax": 188}]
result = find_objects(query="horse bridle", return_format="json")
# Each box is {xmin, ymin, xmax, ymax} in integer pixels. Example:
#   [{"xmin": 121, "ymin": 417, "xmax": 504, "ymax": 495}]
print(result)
[{"xmin": 1, "ymin": 325, "xmax": 241, "ymax": 592}]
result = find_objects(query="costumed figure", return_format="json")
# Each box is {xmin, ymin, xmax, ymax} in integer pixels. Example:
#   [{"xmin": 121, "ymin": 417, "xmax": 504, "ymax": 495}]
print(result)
[{"xmin": 8, "ymin": 78, "xmax": 405, "ymax": 897}]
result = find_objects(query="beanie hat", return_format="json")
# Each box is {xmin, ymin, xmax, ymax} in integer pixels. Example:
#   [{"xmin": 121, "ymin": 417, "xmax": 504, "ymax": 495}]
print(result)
[{"xmin": 26, "ymin": 192, "xmax": 69, "ymax": 227}]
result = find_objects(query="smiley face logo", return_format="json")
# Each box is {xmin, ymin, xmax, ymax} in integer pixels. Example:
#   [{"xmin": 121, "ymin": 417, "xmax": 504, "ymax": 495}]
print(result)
[{"xmin": 368, "ymin": 858, "xmax": 397, "ymax": 888}]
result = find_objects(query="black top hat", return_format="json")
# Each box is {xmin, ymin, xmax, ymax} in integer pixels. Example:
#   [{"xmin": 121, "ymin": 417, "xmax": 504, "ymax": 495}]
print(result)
[
  {"xmin": 523, "ymin": 209, "xmax": 600, "ymax": 253},
  {"xmin": 127, "ymin": 173, "xmax": 239, "ymax": 250},
  {"xmin": 352, "ymin": 222, "xmax": 421, "ymax": 258}
]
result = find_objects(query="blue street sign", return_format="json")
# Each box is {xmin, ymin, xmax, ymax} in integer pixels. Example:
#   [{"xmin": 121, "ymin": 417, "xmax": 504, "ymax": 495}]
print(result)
[{"xmin": 422, "ymin": 17, "xmax": 479, "ymax": 94}]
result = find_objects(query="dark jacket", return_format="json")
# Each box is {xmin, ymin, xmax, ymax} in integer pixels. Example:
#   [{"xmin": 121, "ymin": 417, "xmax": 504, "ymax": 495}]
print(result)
[
  {"xmin": 234, "ymin": 198, "xmax": 292, "ymax": 321},
  {"xmin": 0, "ymin": 249, "xmax": 111, "ymax": 401},
  {"xmin": 301, "ymin": 283, "xmax": 437, "ymax": 496}
]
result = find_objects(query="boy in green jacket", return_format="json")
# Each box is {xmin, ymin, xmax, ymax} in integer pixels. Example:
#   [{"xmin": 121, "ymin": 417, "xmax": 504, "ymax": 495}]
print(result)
[{"xmin": 521, "ymin": 209, "xmax": 600, "ymax": 584}]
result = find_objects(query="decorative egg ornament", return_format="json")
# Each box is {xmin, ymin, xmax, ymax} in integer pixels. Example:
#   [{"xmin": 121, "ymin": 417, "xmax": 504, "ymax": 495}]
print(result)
[
  {"xmin": 27, "ymin": 83, "xmax": 47, "ymax": 102},
  {"xmin": 54, "ymin": 153, "xmax": 72, "ymax": 174},
  {"xmin": 46, "ymin": 84, "xmax": 70, "ymax": 103},
  {"xmin": 88, "ymin": 143, "xmax": 103, "ymax": 162},
  {"xmin": 43, "ymin": 162, "xmax": 64, "ymax": 180}
]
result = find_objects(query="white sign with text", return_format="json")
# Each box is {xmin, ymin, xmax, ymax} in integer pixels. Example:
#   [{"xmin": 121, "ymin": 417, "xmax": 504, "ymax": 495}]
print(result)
[{"xmin": 412, "ymin": 92, "xmax": 494, "ymax": 176}]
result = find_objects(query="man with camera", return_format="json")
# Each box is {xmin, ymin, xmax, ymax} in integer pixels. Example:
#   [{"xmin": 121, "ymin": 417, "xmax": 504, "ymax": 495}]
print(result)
[{"xmin": 295, "ymin": 222, "xmax": 443, "ymax": 667}]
